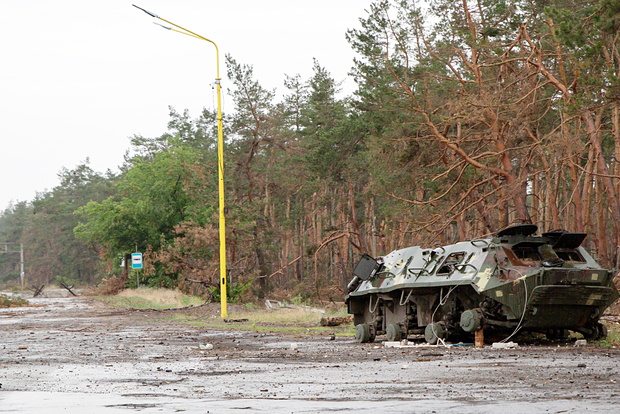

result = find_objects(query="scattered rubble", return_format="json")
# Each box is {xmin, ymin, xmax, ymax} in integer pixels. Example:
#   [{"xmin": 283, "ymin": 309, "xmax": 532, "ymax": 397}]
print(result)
[
  {"xmin": 265, "ymin": 299, "xmax": 282, "ymax": 310},
  {"xmin": 320, "ymin": 316, "xmax": 353, "ymax": 326},
  {"xmin": 1, "ymin": 294, "xmax": 619, "ymax": 413},
  {"xmin": 491, "ymin": 341, "xmax": 519, "ymax": 349}
]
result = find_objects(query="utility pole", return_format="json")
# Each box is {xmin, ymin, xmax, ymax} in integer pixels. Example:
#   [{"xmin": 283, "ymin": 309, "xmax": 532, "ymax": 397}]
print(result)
[{"xmin": 0, "ymin": 243, "xmax": 25, "ymax": 288}]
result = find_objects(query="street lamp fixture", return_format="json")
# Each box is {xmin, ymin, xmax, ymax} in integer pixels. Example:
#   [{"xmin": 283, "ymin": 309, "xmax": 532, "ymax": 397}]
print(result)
[{"xmin": 133, "ymin": 4, "xmax": 228, "ymax": 318}]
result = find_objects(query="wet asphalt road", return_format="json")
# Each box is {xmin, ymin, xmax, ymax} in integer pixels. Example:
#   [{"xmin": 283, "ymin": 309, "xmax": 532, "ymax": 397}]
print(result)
[{"xmin": 1, "ymin": 295, "xmax": 619, "ymax": 413}]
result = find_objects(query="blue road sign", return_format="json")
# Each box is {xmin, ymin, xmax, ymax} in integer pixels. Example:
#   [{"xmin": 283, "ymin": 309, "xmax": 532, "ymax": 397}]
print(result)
[{"xmin": 131, "ymin": 253, "xmax": 143, "ymax": 269}]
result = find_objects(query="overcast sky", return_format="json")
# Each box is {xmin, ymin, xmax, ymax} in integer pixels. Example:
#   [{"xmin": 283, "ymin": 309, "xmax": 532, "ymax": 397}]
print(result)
[{"xmin": 0, "ymin": 0, "xmax": 374, "ymax": 211}]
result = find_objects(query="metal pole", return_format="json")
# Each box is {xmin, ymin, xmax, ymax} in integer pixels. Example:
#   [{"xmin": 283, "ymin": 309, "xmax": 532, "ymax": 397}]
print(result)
[
  {"xmin": 133, "ymin": 5, "xmax": 228, "ymax": 317},
  {"xmin": 215, "ymin": 74, "xmax": 228, "ymax": 318},
  {"xmin": 20, "ymin": 243, "xmax": 24, "ymax": 289}
]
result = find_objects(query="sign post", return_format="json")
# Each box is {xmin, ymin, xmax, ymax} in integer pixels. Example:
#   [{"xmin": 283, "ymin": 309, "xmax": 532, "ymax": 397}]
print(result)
[
  {"xmin": 1, "ymin": 243, "xmax": 25, "ymax": 288},
  {"xmin": 131, "ymin": 253, "xmax": 143, "ymax": 269},
  {"xmin": 132, "ymin": 253, "xmax": 143, "ymax": 287}
]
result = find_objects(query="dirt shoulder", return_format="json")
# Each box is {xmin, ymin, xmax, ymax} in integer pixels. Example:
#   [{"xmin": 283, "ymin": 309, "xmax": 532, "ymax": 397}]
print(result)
[{"xmin": 1, "ymin": 295, "xmax": 619, "ymax": 413}]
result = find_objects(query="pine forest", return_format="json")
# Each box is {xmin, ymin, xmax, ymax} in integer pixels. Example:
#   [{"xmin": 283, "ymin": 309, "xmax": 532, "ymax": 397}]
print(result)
[{"xmin": 2, "ymin": 0, "xmax": 620, "ymax": 301}]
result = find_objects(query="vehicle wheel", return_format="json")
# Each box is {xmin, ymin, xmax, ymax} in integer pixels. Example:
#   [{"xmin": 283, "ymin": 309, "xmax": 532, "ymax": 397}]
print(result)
[
  {"xmin": 386, "ymin": 323, "xmax": 402, "ymax": 341},
  {"xmin": 583, "ymin": 322, "xmax": 607, "ymax": 340},
  {"xmin": 546, "ymin": 329, "xmax": 569, "ymax": 341},
  {"xmin": 582, "ymin": 328, "xmax": 596, "ymax": 340},
  {"xmin": 355, "ymin": 324, "xmax": 373, "ymax": 343},
  {"xmin": 424, "ymin": 322, "xmax": 446, "ymax": 345},
  {"xmin": 460, "ymin": 309, "xmax": 483, "ymax": 333}
]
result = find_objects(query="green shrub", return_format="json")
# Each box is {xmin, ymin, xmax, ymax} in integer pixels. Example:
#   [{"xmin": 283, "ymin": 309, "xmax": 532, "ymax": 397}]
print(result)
[
  {"xmin": 0, "ymin": 294, "xmax": 30, "ymax": 308},
  {"xmin": 208, "ymin": 280, "xmax": 253, "ymax": 303}
]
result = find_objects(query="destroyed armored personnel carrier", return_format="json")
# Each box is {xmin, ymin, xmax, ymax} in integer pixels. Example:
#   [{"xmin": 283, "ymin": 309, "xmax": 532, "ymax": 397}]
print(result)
[{"xmin": 346, "ymin": 225, "xmax": 619, "ymax": 343}]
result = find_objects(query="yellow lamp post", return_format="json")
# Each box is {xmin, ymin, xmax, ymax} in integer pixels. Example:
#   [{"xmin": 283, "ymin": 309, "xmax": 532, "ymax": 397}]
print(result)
[{"xmin": 133, "ymin": 4, "xmax": 228, "ymax": 317}]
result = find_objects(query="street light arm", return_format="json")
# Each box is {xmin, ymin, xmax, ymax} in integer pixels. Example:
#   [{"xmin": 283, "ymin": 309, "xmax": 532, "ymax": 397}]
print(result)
[
  {"xmin": 153, "ymin": 22, "xmax": 171, "ymax": 30},
  {"xmin": 154, "ymin": 18, "xmax": 220, "ymax": 80},
  {"xmin": 133, "ymin": 4, "xmax": 221, "ymax": 79},
  {"xmin": 132, "ymin": 4, "xmax": 158, "ymax": 18},
  {"xmin": 154, "ymin": 22, "xmax": 215, "ymax": 45}
]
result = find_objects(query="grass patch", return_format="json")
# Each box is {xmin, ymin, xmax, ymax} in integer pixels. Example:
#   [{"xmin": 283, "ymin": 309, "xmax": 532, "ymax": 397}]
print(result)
[
  {"xmin": 96, "ymin": 287, "xmax": 204, "ymax": 310},
  {"xmin": 95, "ymin": 288, "xmax": 354, "ymax": 336},
  {"xmin": 0, "ymin": 293, "xmax": 30, "ymax": 308},
  {"xmin": 170, "ymin": 305, "xmax": 355, "ymax": 337}
]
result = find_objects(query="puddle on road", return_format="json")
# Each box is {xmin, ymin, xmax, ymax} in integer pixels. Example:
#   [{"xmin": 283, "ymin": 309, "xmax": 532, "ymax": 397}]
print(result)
[
  {"xmin": 0, "ymin": 296, "xmax": 91, "ymax": 325},
  {"xmin": 3, "ymin": 294, "xmax": 619, "ymax": 413},
  {"xmin": 0, "ymin": 391, "xmax": 613, "ymax": 413}
]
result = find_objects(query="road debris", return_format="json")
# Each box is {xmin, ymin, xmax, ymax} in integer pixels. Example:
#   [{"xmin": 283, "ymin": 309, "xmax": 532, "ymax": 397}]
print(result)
[
  {"xmin": 2, "ymin": 294, "xmax": 619, "ymax": 413},
  {"xmin": 491, "ymin": 341, "xmax": 519, "ymax": 349},
  {"xmin": 320, "ymin": 316, "xmax": 353, "ymax": 326}
]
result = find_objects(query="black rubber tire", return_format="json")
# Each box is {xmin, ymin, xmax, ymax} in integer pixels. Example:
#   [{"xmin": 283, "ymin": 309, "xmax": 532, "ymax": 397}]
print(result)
[
  {"xmin": 583, "ymin": 322, "xmax": 607, "ymax": 340},
  {"xmin": 547, "ymin": 329, "xmax": 570, "ymax": 341}
]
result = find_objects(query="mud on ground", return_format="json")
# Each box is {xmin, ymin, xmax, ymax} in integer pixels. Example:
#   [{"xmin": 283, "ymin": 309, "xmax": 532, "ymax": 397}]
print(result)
[{"xmin": 1, "ymin": 294, "xmax": 619, "ymax": 413}]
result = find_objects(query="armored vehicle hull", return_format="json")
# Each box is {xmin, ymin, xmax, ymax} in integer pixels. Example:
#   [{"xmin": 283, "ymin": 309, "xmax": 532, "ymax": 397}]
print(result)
[{"xmin": 346, "ymin": 225, "xmax": 619, "ymax": 344}]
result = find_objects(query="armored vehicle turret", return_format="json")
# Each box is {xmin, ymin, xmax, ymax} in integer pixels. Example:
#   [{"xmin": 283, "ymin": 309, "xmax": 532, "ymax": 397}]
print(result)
[{"xmin": 346, "ymin": 225, "xmax": 619, "ymax": 343}]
